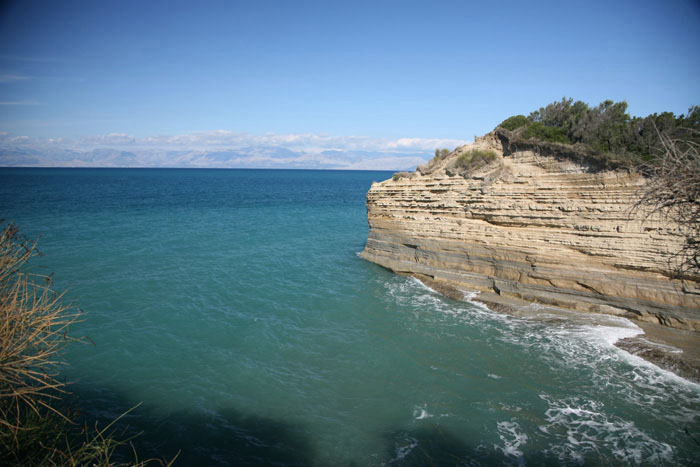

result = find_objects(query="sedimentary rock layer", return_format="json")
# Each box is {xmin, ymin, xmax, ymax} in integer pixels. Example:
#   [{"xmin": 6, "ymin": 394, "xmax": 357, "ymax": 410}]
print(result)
[{"xmin": 360, "ymin": 132, "xmax": 700, "ymax": 330}]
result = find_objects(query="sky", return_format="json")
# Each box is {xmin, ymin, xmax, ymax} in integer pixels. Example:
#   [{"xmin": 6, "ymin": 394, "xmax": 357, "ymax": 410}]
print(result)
[{"xmin": 0, "ymin": 0, "xmax": 698, "ymax": 169}]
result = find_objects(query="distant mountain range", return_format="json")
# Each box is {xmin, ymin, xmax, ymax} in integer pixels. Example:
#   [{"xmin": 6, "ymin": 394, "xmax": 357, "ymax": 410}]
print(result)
[
  {"xmin": 0, "ymin": 131, "xmax": 470, "ymax": 170},
  {"xmin": 0, "ymin": 146, "xmax": 429, "ymax": 170}
]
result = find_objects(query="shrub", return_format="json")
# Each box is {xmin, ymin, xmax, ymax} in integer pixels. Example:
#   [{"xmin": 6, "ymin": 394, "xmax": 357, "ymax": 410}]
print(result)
[
  {"xmin": 454, "ymin": 149, "xmax": 497, "ymax": 172},
  {"xmin": 0, "ymin": 224, "xmax": 81, "ymax": 445},
  {"xmin": 433, "ymin": 148, "xmax": 450, "ymax": 160},
  {"xmin": 499, "ymin": 115, "xmax": 528, "ymax": 131},
  {"xmin": 499, "ymin": 98, "xmax": 699, "ymax": 164},
  {"xmin": 0, "ymin": 223, "xmax": 170, "ymax": 466},
  {"xmin": 520, "ymin": 121, "xmax": 571, "ymax": 144},
  {"xmin": 417, "ymin": 149, "xmax": 452, "ymax": 176}
]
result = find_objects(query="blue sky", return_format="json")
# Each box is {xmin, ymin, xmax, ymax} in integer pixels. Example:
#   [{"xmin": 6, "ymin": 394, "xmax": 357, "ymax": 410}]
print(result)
[{"xmin": 0, "ymin": 0, "xmax": 698, "ymax": 168}]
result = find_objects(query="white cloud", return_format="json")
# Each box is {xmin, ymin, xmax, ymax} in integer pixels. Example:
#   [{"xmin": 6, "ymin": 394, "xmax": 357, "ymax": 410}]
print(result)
[
  {"xmin": 0, "ymin": 129, "xmax": 471, "ymax": 170},
  {"xmin": 78, "ymin": 130, "xmax": 462, "ymax": 153},
  {"xmin": 0, "ymin": 74, "xmax": 30, "ymax": 83},
  {"xmin": 384, "ymin": 137, "xmax": 467, "ymax": 151},
  {"xmin": 79, "ymin": 133, "xmax": 137, "ymax": 145},
  {"xmin": 0, "ymin": 55, "xmax": 60, "ymax": 63},
  {"xmin": 8, "ymin": 135, "xmax": 30, "ymax": 143},
  {"xmin": 341, "ymin": 156, "xmax": 429, "ymax": 171},
  {"xmin": 0, "ymin": 100, "xmax": 40, "ymax": 105}
]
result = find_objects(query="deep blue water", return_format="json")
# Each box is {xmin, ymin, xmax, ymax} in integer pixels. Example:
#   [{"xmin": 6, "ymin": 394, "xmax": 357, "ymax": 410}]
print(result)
[{"xmin": 1, "ymin": 167, "xmax": 699, "ymax": 466}]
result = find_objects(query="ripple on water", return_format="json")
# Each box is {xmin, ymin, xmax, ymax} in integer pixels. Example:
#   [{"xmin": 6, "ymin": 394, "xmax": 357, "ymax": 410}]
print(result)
[{"xmin": 2, "ymin": 169, "xmax": 699, "ymax": 466}]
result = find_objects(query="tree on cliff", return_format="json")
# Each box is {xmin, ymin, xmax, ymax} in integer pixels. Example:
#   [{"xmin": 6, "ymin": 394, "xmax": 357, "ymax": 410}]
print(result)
[
  {"xmin": 497, "ymin": 99, "xmax": 700, "ymax": 283},
  {"xmin": 498, "ymin": 98, "xmax": 700, "ymax": 163}
]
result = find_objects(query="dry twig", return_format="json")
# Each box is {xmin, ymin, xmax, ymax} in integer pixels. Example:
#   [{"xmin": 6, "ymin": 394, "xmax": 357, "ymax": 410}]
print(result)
[{"xmin": 636, "ymin": 130, "xmax": 700, "ymax": 283}]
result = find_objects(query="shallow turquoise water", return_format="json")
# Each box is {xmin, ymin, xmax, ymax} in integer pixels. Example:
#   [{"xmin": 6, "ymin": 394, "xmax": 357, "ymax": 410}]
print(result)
[{"xmin": 1, "ymin": 168, "xmax": 699, "ymax": 466}]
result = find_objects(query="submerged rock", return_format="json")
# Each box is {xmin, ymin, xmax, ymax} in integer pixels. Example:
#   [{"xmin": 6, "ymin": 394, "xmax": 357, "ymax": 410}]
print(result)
[{"xmin": 615, "ymin": 337, "xmax": 700, "ymax": 383}]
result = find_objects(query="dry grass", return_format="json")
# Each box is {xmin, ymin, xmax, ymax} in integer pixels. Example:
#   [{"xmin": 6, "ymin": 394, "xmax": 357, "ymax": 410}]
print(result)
[
  {"xmin": 454, "ymin": 149, "xmax": 497, "ymax": 174},
  {"xmin": 0, "ymin": 223, "xmax": 176, "ymax": 466},
  {"xmin": 0, "ymin": 223, "xmax": 82, "ymax": 444}
]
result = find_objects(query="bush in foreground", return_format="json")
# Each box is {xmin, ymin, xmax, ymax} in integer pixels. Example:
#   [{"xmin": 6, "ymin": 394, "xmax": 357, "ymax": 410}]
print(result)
[{"xmin": 0, "ymin": 223, "xmax": 172, "ymax": 466}]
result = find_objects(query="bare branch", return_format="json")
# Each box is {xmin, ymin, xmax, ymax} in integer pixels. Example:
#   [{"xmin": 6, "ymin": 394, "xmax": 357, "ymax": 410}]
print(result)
[{"xmin": 636, "ymin": 129, "xmax": 700, "ymax": 282}]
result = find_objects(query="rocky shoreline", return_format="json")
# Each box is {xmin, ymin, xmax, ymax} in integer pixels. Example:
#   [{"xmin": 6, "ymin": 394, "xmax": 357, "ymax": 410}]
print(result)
[
  {"xmin": 361, "ymin": 129, "xmax": 700, "ymax": 381},
  {"xmin": 615, "ymin": 322, "xmax": 700, "ymax": 384},
  {"xmin": 409, "ymin": 273, "xmax": 700, "ymax": 384}
]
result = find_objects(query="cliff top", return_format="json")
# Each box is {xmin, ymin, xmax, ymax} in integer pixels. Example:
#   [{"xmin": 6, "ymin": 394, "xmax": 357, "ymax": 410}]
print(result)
[{"xmin": 399, "ymin": 98, "xmax": 699, "ymax": 182}]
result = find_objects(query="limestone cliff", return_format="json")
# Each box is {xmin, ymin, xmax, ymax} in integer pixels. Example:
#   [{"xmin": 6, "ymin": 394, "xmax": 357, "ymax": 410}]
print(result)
[{"xmin": 360, "ymin": 129, "xmax": 700, "ymax": 330}]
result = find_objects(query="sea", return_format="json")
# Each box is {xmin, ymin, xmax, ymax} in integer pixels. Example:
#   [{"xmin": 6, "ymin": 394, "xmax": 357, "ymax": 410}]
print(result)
[{"xmin": 0, "ymin": 167, "xmax": 698, "ymax": 466}]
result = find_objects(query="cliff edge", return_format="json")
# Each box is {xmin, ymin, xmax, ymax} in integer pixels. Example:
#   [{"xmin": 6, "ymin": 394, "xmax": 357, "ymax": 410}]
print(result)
[{"xmin": 360, "ymin": 129, "xmax": 700, "ymax": 331}]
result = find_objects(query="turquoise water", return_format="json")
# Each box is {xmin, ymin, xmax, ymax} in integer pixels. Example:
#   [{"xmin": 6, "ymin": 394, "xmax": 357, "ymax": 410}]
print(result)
[{"xmin": 1, "ymin": 168, "xmax": 699, "ymax": 466}]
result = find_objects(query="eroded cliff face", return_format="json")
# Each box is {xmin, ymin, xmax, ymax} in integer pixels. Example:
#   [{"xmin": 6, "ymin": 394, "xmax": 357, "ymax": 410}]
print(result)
[{"xmin": 360, "ymin": 131, "xmax": 700, "ymax": 330}]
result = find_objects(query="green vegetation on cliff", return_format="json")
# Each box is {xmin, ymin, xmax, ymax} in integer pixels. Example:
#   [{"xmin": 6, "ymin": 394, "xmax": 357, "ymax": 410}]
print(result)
[
  {"xmin": 455, "ymin": 149, "xmax": 497, "ymax": 172},
  {"xmin": 497, "ymin": 98, "xmax": 699, "ymax": 163},
  {"xmin": 434, "ymin": 148, "xmax": 450, "ymax": 160},
  {"xmin": 496, "ymin": 98, "xmax": 699, "ymax": 282}
]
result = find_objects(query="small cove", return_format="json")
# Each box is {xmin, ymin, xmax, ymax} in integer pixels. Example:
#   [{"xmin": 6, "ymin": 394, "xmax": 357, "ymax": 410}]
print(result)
[{"xmin": 1, "ymin": 167, "xmax": 698, "ymax": 465}]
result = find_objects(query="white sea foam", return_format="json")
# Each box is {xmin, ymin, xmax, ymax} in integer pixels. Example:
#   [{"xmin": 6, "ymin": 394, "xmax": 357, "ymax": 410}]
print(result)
[
  {"xmin": 488, "ymin": 302, "xmax": 700, "ymax": 391},
  {"xmin": 382, "ymin": 274, "xmax": 700, "ymax": 463},
  {"xmin": 495, "ymin": 420, "xmax": 528, "ymax": 464},
  {"xmin": 579, "ymin": 322, "xmax": 643, "ymax": 346},
  {"xmin": 557, "ymin": 317, "xmax": 700, "ymax": 390},
  {"xmin": 384, "ymin": 276, "xmax": 471, "ymax": 319},
  {"xmin": 383, "ymin": 437, "xmax": 418, "ymax": 465},
  {"xmin": 463, "ymin": 290, "xmax": 480, "ymax": 301},
  {"xmin": 413, "ymin": 404, "xmax": 433, "ymax": 420},
  {"xmin": 463, "ymin": 292, "xmax": 492, "ymax": 312},
  {"xmin": 400, "ymin": 272, "xmax": 698, "ymax": 391},
  {"xmin": 523, "ymin": 302, "xmax": 545, "ymax": 312},
  {"xmin": 609, "ymin": 345, "xmax": 700, "ymax": 390},
  {"xmin": 498, "ymin": 402, "xmax": 522, "ymax": 412},
  {"xmin": 539, "ymin": 393, "xmax": 675, "ymax": 465},
  {"xmin": 409, "ymin": 276, "xmax": 436, "ymax": 293}
]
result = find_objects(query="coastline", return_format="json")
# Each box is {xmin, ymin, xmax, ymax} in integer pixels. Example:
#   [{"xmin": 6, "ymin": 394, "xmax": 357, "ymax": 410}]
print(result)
[{"xmin": 409, "ymin": 273, "xmax": 700, "ymax": 384}]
